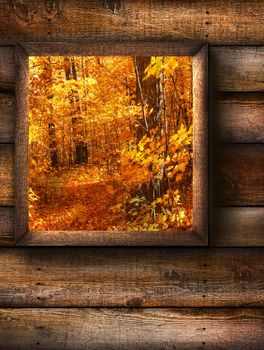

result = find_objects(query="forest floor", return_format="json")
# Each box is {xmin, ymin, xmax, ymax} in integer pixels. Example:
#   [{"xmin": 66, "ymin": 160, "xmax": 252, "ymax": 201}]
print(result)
[{"xmin": 32, "ymin": 166, "xmax": 123, "ymax": 231}]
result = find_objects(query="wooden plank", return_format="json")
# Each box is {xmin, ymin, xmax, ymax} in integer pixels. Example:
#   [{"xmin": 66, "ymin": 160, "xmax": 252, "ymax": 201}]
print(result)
[
  {"xmin": 0, "ymin": 46, "xmax": 15, "ymax": 91},
  {"xmin": 0, "ymin": 248, "xmax": 263, "ymax": 307},
  {"xmin": 0, "ymin": 45, "xmax": 263, "ymax": 106},
  {"xmin": 0, "ymin": 308, "xmax": 263, "ymax": 349},
  {"xmin": 211, "ymin": 207, "xmax": 264, "ymax": 246},
  {"xmin": 1, "ymin": 92, "xmax": 263, "ymax": 147},
  {"xmin": 0, "ymin": 93, "xmax": 15, "ymax": 143},
  {"xmin": 215, "ymin": 93, "xmax": 264, "ymax": 143},
  {"xmin": 216, "ymin": 144, "xmax": 264, "ymax": 206},
  {"xmin": 0, "ymin": 207, "xmax": 15, "ymax": 247},
  {"xmin": 17, "ymin": 230, "xmax": 206, "ymax": 247},
  {"xmin": 15, "ymin": 45, "xmax": 29, "ymax": 242},
  {"xmin": 0, "ymin": 1, "xmax": 263, "ymax": 44},
  {"xmin": 210, "ymin": 46, "xmax": 264, "ymax": 91},
  {"xmin": 1, "ymin": 207, "xmax": 263, "ymax": 247},
  {"xmin": 0, "ymin": 145, "xmax": 14, "ymax": 206},
  {"xmin": 192, "ymin": 45, "xmax": 208, "ymax": 243},
  {"xmin": 1, "ymin": 144, "xmax": 263, "ymax": 211},
  {"xmin": 21, "ymin": 41, "xmax": 202, "ymax": 56}
]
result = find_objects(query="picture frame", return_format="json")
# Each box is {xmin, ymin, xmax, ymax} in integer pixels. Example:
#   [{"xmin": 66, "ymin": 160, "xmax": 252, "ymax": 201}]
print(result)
[{"xmin": 15, "ymin": 41, "xmax": 208, "ymax": 246}]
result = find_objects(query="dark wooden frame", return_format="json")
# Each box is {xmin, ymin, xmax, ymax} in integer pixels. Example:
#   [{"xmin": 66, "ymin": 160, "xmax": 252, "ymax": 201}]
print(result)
[{"xmin": 15, "ymin": 42, "xmax": 208, "ymax": 246}]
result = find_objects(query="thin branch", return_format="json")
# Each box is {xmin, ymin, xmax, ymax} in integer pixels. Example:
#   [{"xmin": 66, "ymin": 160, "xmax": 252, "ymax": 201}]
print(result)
[{"xmin": 134, "ymin": 57, "xmax": 149, "ymax": 133}]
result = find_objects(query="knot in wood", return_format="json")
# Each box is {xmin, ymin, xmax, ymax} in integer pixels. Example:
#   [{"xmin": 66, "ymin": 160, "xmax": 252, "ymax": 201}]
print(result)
[{"xmin": 125, "ymin": 297, "xmax": 143, "ymax": 307}]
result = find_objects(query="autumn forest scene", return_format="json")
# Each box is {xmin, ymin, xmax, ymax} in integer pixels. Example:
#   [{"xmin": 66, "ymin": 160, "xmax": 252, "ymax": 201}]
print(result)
[{"xmin": 28, "ymin": 55, "xmax": 193, "ymax": 232}]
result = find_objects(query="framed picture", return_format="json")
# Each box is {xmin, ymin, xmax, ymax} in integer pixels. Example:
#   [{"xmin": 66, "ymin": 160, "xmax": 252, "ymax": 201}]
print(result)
[{"xmin": 15, "ymin": 42, "xmax": 208, "ymax": 246}]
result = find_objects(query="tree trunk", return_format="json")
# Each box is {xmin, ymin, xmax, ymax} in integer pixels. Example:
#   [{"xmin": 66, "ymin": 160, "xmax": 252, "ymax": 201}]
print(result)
[
  {"xmin": 134, "ymin": 57, "xmax": 168, "ymax": 215},
  {"xmin": 63, "ymin": 57, "xmax": 88, "ymax": 166},
  {"xmin": 134, "ymin": 57, "xmax": 163, "ymax": 139}
]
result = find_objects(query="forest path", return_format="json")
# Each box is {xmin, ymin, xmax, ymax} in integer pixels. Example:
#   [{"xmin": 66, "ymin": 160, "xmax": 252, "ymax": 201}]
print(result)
[{"xmin": 34, "ymin": 168, "xmax": 123, "ymax": 231}]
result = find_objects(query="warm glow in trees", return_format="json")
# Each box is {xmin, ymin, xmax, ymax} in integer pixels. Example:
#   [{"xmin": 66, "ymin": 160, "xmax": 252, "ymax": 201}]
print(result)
[{"xmin": 28, "ymin": 55, "xmax": 193, "ymax": 232}]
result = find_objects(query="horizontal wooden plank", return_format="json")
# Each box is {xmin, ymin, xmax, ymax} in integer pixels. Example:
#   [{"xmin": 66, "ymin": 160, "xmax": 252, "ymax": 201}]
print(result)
[
  {"xmin": 211, "ymin": 47, "xmax": 264, "ymax": 91},
  {"xmin": 0, "ymin": 93, "xmax": 15, "ymax": 143},
  {"xmin": 17, "ymin": 230, "xmax": 206, "ymax": 247},
  {"xmin": 0, "ymin": 145, "xmax": 14, "ymax": 205},
  {"xmin": 1, "ymin": 92, "xmax": 264, "ymax": 146},
  {"xmin": 0, "ymin": 248, "xmax": 263, "ymax": 307},
  {"xmin": 0, "ymin": 207, "xmax": 15, "ymax": 247},
  {"xmin": 1, "ymin": 207, "xmax": 263, "ymax": 247},
  {"xmin": 215, "ymin": 93, "xmax": 264, "ymax": 143},
  {"xmin": 21, "ymin": 41, "xmax": 202, "ymax": 56},
  {"xmin": 0, "ymin": 1, "xmax": 263, "ymax": 44},
  {"xmin": 1, "ymin": 92, "xmax": 263, "ymax": 147},
  {"xmin": 1, "ymin": 144, "xmax": 262, "ymax": 209},
  {"xmin": 216, "ymin": 144, "xmax": 264, "ymax": 206},
  {"xmin": 1, "ymin": 144, "xmax": 263, "ymax": 209},
  {"xmin": 0, "ymin": 46, "xmax": 15, "ymax": 91},
  {"xmin": 0, "ymin": 308, "xmax": 263, "ymax": 349},
  {"xmin": 0, "ymin": 45, "xmax": 263, "ymax": 100},
  {"xmin": 211, "ymin": 207, "xmax": 264, "ymax": 246}
]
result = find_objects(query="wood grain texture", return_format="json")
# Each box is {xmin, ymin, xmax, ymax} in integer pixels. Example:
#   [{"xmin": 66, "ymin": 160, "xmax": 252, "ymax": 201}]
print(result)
[
  {"xmin": 2, "ymin": 144, "xmax": 263, "ymax": 210},
  {"xmin": 0, "ymin": 207, "xmax": 15, "ymax": 246},
  {"xmin": 0, "ymin": 308, "xmax": 264, "ymax": 350},
  {"xmin": 211, "ymin": 207, "xmax": 264, "ymax": 246},
  {"xmin": 215, "ymin": 93, "xmax": 264, "ymax": 143},
  {"xmin": 0, "ymin": 46, "xmax": 15, "ymax": 91},
  {"xmin": 211, "ymin": 46, "xmax": 264, "ymax": 92},
  {"xmin": 1, "ymin": 92, "xmax": 263, "ymax": 149},
  {"xmin": 0, "ymin": 93, "xmax": 15, "ymax": 143},
  {"xmin": 0, "ymin": 145, "xmax": 14, "ymax": 206},
  {"xmin": 1, "ymin": 45, "xmax": 263, "ymax": 94},
  {"xmin": 0, "ymin": 248, "xmax": 263, "ymax": 307},
  {"xmin": 17, "ymin": 230, "xmax": 206, "ymax": 246},
  {"xmin": 1, "ymin": 92, "xmax": 263, "ymax": 148},
  {"xmin": 15, "ymin": 45, "xmax": 29, "ymax": 242},
  {"xmin": 1, "ymin": 207, "xmax": 263, "ymax": 247},
  {"xmin": 21, "ymin": 41, "xmax": 202, "ymax": 56},
  {"xmin": 192, "ymin": 45, "xmax": 208, "ymax": 243},
  {"xmin": 217, "ymin": 144, "xmax": 264, "ymax": 206},
  {"xmin": 0, "ymin": 1, "xmax": 263, "ymax": 44}
]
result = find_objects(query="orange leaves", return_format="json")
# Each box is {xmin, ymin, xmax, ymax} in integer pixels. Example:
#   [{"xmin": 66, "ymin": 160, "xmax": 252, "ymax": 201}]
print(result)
[{"xmin": 28, "ymin": 54, "xmax": 193, "ymax": 232}]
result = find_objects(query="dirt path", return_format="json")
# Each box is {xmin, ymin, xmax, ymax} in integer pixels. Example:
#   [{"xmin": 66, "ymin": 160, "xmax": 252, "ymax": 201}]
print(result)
[{"xmin": 33, "ymin": 175, "xmax": 124, "ymax": 231}]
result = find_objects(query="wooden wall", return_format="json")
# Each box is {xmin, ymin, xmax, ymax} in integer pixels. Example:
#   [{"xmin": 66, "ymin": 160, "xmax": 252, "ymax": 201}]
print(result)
[{"xmin": 0, "ymin": 1, "xmax": 263, "ymax": 348}]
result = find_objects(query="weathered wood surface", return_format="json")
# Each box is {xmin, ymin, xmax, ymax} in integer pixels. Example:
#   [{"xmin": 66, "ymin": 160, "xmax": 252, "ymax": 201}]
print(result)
[
  {"xmin": 1, "ymin": 92, "xmax": 264, "ymax": 148},
  {"xmin": 0, "ymin": 46, "xmax": 15, "ymax": 91},
  {"xmin": 0, "ymin": 308, "xmax": 263, "ymax": 350},
  {"xmin": 1, "ymin": 144, "xmax": 263, "ymax": 207},
  {"xmin": 21, "ymin": 41, "xmax": 203, "ymax": 56},
  {"xmin": 15, "ymin": 44, "xmax": 30, "ymax": 242},
  {"xmin": 216, "ymin": 144, "xmax": 264, "ymax": 206},
  {"xmin": 211, "ymin": 207, "xmax": 264, "ymax": 246},
  {"xmin": 2, "ymin": 92, "xmax": 264, "ymax": 146},
  {"xmin": 192, "ymin": 45, "xmax": 208, "ymax": 243},
  {"xmin": 211, "ymin": 47, "xmax": 264, "ymax": 92},
  {"xmin": 1, "ymin": 46, "xmax": 264, "ymax": 93},
  {"xmin": 215, "ymin": 93, "xmax": 264, "ymax": 143},
  {"xmin": 1, "ymin": 207, "xmax": 263, "ymax": 247},
  {"xmin": 0, "ymin": 145, "xmax": 14, "ymax": 206},
  {"xmin": 0, "ymin": 93, "xmax": 15, "ymax": 143},
  {"xmin": 17, "ymin": 230, "xmax": 206, "ymax": 246},
  {"xmin": 0, "ymin": 248, "xmax": 263, "ymax": 307},
  {"xmin": 0, "ymin": 208, "xmax": 15, "ymax": 246},
  {"xmin": 0, "ymin": 0, "xmax": 263, "ymax": 45}
]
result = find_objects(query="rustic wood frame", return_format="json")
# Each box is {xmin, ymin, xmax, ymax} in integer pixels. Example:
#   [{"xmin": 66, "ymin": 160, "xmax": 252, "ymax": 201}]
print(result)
[{"xmin": 15, "ymin": 42, "xmax": 208, "ymax": 246}]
